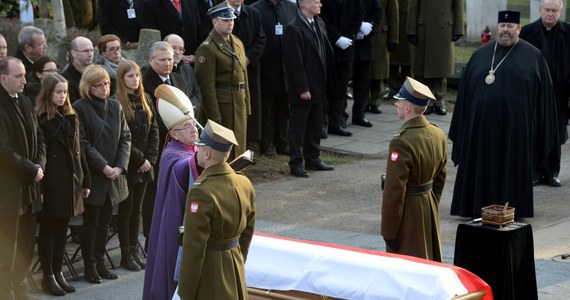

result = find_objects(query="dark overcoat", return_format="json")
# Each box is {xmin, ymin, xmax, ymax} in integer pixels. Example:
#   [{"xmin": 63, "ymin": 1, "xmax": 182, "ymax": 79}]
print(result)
[
  {"xmin": 406, "ymin": 0, "xmax": 464, "ymax": 78},
  {"xmin": 233, "ymin": 4, "xmax": 266, "ymax": 141},
  {"xmin": 389, "ymin": 0, "xmax": 413, "ymax": 66},
  {"xmin": 381, "ymin": 115, "xmax": 447, "ymax": 262},
  {"xmin": 38, "ymin": 112, "xmax": 90, "ymax": 218},
  {"xmin": 73, "ymin": 96, "xmax": 131, "ymax": 206},
  {"xmin": 355, "ymin": 0, "xmax": 382, "ymax": 62},
  {"xmin": 98, "ymin": 0, "xmax": 143, "ymax": 43},
  {"xmin": 195, "ymin": 31, "xmax": 250, "ymax": 160},
  {"xmin": 521, "ymin": 19, "xmax": 570, "ymax": 144},
  {"xmin": 0, "ymin": 87, "xmax": 45, "ymax": 216},
  {"xmin": 372, "ymin": 0, "xmax": 398, "ymax": 80},
  {"xmin": 321, "ymin": 0, "xmax": 364, "ymax": 63}
]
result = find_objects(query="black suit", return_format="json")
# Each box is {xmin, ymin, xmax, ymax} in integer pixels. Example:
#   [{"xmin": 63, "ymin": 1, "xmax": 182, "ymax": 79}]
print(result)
[
  {"xmin": 321, "ymin": 0, "xmax": 364, "ymax": 127},
  {"xmin": 284, "ymin": 13, "xmax": 334, "ymax": 168},
  {"xmin": 141, "ymin": 67, "xmax": 187, "ymax": 246},
  {"xmin": 521, "ymin": 19, "xmax": 570, "ymax": 179},
  {"xmin": 0, "ymin": 85, "xmax": 45, "ymax": 296},
  {"xmin": 196, "ymin": 0, "xmax": 223, "ymax": 42},
  {"xmin": 142, "ymin": 0, "xmax": 203, "ymax": 54},
  {"xmin": 352, "ymin": 0, "xmax": 381, "ymax": 119},
  {"xmin": 99, "ymin": 0, "xmax": 143, "ymax": 44},
  {"xmin": 232, "ymin": 4, "xmax": 266, "ymax": 142}
]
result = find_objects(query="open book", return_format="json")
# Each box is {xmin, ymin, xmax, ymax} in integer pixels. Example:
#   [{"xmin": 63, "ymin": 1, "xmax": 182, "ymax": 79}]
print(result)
[{"xmin": 229, "ymin": 149, "xmax": 255, "ymax": 171}]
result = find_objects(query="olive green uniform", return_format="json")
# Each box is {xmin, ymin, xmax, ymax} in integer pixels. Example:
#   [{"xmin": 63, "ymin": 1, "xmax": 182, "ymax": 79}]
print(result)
[
  {"xmin": 178, "ymin": 163, "xmax": 256, "ymax": 300},
  {"xmin": 381, "ymin": 115, "xmax": 447, "ymax": 261},
  {"xmin": 195, "ymin": 31, "xmax": 250, "ymax": 160}
]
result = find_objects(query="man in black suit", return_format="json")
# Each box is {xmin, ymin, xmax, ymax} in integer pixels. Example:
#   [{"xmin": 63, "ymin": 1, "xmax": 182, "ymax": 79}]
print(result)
[
  {"xmin": 141, "ymin": 41, "xmax": 188, "ymax": 250},
  {"xmin": 197, "ymin": 0, "xmax": 224, "ymax": 42},
  {"xmin": 520, "ymin": 0, "xmax": 570, "ymax": 187},
  {"xmin": 99, "ymin": 0, "xmax": 143, "ymax": 49},
  {"xmin": 164, "ymin": 34, "xmax": 202, "ymax": 110},
  {"xmin": 227, "ymin": 0, "xmax": 267, "ymax": 146},
  {"xmin": 142, "ymin": 0, "xmax": 203, "ymax": 63},
  {"xmin": 320, "ymin": 0, "xmax": 363, "ymax": 136},
  {"xmin": 251, "ymin": 0, "xmax": 297, "ymax": 156},
  {"xmin": 0, "ymin": 57, "xmax": 46, "ymax": 300},
  {"xmin": 283, "ymin": 0, "xmax": 335, "ymax": 178}
]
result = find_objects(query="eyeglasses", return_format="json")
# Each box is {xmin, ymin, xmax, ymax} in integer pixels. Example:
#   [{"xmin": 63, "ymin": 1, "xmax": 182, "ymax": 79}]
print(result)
[
  {"xmin": 73, "ymin": 48, "xmax": 94, "ymax": 54},
  {"xmin": 42, "ymin": 69, "xmax": 58, "ymax": 74},
  {"xmin": 106, "ymin": 46, "xmax": 121, "ymax": 53},
  {"xmin": 91, "ymin": 82, "xmax": 110, "ymax": 89},
  {"xmin": 173, "ymin": 124, "xmax": 197, "ymax": 131}
]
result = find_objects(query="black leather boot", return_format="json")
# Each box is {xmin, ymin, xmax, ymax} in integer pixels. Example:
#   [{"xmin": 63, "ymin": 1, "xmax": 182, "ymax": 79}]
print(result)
[
  {"xmin": 131, "ymin": 245, "xmax": 146, "ymax": 269},
  {"xmin": 97, "ymin": 263, "xmax": 119, "ymax": 280},
  {"xmin": 42, "ymin": 274, "xmax": 66, "ymax": 296},
  {"xmin": 84, "ymin": 264, "xmax": 102, "ymax": 284},
  {"xmin": 54, "ymin": 272, "xmax": 76, "ymax": 293},
  {"xmin": 120, "ymin": 247, "xmax": 142, "ymax": 271}
]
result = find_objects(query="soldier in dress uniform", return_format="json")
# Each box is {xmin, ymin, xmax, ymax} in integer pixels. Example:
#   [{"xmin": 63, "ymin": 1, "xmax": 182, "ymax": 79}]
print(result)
[
  {"xmin": 177, "ymin": 119, "xmax": 256, "ymax": 300},
  {"xmin": 380, "ymin": 77, "xmax": 447, "ymax": 262},
  {"xmin": 195, "ymin": 2, "xmax": 250, "ymax": 161}
]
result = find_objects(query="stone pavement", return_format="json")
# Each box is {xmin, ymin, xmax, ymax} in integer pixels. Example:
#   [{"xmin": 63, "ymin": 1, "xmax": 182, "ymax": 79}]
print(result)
[{"xmin": 28, "ymin": 100, "xmax": 570, "ymax": 299}]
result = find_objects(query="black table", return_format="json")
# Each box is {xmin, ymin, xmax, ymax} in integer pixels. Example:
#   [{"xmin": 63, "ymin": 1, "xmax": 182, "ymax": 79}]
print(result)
[{"xmin": 453, "ymin": 222, "xmax": 537, "ymax": 300}]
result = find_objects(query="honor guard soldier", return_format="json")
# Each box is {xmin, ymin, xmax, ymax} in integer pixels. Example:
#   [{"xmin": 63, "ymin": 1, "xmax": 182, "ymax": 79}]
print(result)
[{"xmin": 381, "ymin": 77, "xmax": 447, "ymax": 262}]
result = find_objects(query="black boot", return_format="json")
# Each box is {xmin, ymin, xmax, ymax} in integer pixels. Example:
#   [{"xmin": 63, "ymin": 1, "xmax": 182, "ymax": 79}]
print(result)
[
  {"xmin": 54, "ymin": 272, "xmax": 76, "ymax": 293},
  {"xmin": 42, "ymin": 274, "xmax": 66, "ymax": 296},
  {"xmin": 120, "ymin": 247, "xmax": 142, "ymax": 271},
  {"xmin": 131, "ymin": 245, "xmax": 146, "ymax": 269},
  {"xmin": 84, "ymin": 264, "xmax": 102, "ymax": 284},
  {"xmin": 97, "ymin": 263, "xmax": 119, "ymax": 280}
]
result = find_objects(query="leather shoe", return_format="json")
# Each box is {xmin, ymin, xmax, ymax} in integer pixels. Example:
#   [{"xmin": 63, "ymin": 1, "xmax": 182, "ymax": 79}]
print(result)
[
  {"xmin": 532, "ymin": 177, "xmax": 542, "ymax": 186},
  {"xmin": 352, "ymin": 117, "xmax": 373, "ymax": 127},
  {"xmin": 547, "ymin": 177, "xmax": 562, "ymax": 187},
  {"xmin": 434, "ymin": 106, "xmax": 447, "ymax": 115},
  {"xmin": 97, "ymin": 264, "xmax": 119, "ymax": 280},
  {"xmin": 368, "ymin": 105, "xmax": 382, "ymax": 114},
  {"xmin": 305, "ymin": 161, "xmax": 334, "ymax": 171},
  {"xmin": 84, "ymin": 265, "xmax": 102, "ymax": 284},
  {"xmin": 321, "ymin": 127, "xmax": 328, "ymax": 139},
  {"xmin": 42, "ymin": 275, "xmax": 65, "ymax": 296},
  {"xmin": 262, "ymin": 147, "xmax": 277, "ymax": 157},
  {"xmin": 328, "ymin": 126, "xmax": 352, "ymax": 137},
  {"xmin": 290, "ymin": 167, "xmax": 309, "ymax": 178},
  {"xmin": 423, "ymin": 106, "xmax": 434, "ymax": 115},
  {"xmin": 54, "ymin": 272, "xmax": 76, "ymax": 293}
]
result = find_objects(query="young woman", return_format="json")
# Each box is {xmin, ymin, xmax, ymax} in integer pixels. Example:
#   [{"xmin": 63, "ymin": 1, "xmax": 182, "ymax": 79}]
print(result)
[
  {"xmin": 113, "ymin": 59, "xmax": 159, "ymax": 271},
  {"xmin": 72, "ymin": 64, "xmax": 131, "ymax": 284},
  {"xmin": 35, "ymin": 74, "xmax": 91, "ymax": 296},
  {"xmin": 25, "ymin": 56, "xmax": 58, "ymax": 103}
]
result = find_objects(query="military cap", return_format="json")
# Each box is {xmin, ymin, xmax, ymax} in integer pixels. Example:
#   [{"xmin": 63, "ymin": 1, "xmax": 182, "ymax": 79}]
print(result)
[
  {"xmin": 208, "ymin": 2, "xmax": 237, "ymax": 20},
  {"xmin": 498, "ymin": 10, "xmax": 520, "ymax": 24},
  {"xmin": 155, "ymin": 84, "xmax": 196, "ymax": 130},
  {"xmin": 196, "ymin": 120, "xmax": 238, "ymax": 152},
  {"xmin": 393, "ymin": 77, "xmax": 435, "ymax": 106}
]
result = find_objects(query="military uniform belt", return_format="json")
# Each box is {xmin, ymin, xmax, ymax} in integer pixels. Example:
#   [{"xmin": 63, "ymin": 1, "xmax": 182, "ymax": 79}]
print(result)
[
  {"xmin": 207, "ymin": 238, "xmax": 239, "ymax": 251},
  {"xmin": 406, "ymin": 181, "xmax": 433, "ymax": 194},
  {"xmin": 216, "ymin": 82, "xmax": 246, "ymax": 90}
]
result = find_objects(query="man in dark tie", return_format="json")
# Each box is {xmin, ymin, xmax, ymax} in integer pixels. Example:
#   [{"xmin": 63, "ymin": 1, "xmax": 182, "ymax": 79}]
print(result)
[
  {"xmin": 283, "ymin": 0, "xmax": 335, "ymax": 177},
  {"xmin": 0, "ymin": 56, "xmax": 46, "ymax": 300}
]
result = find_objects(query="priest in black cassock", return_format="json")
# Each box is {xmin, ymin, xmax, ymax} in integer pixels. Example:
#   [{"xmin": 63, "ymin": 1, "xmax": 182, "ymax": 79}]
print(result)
[{"xmin": 448, "ymin": 10, "xmax": 558, "ymax": 218}]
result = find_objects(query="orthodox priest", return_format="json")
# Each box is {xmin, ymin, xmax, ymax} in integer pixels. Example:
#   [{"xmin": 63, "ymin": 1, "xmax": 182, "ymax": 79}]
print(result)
[{"xmin": 449, "ymin": 10, "xmax": 558, "ymax": 218}]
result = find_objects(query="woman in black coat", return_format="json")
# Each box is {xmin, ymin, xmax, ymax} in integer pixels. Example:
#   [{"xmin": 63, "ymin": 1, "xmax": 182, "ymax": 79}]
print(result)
[
  {"xmin": 24, "ymin": 56, "xmax": 58, "ymax": 104},
  {"xmin": 35, "ymin": 74, "xmax": 91, "ymax": 296},
  {"xmin": 72, "ymin": 65, "xmax": 131, "ymax": 284},
  {"xmin": 113, "ymin": 60, "xmax": 159, "ymax": 271}
]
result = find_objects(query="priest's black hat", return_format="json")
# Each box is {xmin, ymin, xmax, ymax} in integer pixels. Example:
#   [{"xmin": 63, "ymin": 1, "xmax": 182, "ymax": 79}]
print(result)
[{"xmin": 498, "ymin": 11, "xmax": 520, "ymax": 24}]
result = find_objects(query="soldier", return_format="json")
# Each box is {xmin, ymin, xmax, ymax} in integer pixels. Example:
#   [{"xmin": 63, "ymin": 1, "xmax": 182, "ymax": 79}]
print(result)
[
  {"xmin": 177, "ymin": 120, "xmax": 256, "ymax": 300},
  {"xmin": 195, "ymin": 2, "xmax": 250, "ymax": 160},
  {"xmin": 406, "ymin": 0, "xmax": 464, "ymax": 115},
  {"xmin": 381, "ymin": 77, "xmax": 447, "ymax": 262}
]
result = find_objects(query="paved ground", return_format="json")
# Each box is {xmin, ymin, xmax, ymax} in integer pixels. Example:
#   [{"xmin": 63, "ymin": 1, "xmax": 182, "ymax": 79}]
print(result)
[{"xmin": 28, "ymin": 100, "xmax": 570, "ymax": 299}]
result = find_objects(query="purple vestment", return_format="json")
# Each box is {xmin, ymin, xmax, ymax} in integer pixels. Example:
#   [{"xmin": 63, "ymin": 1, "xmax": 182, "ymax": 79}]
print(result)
[{"xmin": 143, "ymin": 140, "xmax": 198, "ymax": 300}]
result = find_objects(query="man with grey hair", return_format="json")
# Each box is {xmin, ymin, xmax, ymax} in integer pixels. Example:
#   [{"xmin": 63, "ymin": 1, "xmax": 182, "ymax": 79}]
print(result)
[
  {"xmin": 62, "ymin": 36, "xmax": 95, "ymax": 102},
  {"xmin": 520, "ymin": 0, "xmax": 570, "ymax": 187},
  {"xmin": 15, "ymin": 26, "xmax": 48, "ymax": 79},
  {"xmin": 163, "ymin": 34, "xmax": 201, "ymax": 110},
  {"xmin": 142, "ymin": 41, "xmax": 188, "ymax": 251}
]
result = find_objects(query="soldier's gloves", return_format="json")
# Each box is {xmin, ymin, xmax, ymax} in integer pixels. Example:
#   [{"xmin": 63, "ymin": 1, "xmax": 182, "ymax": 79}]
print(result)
[
  {"xmin": 384, "ymin": 238, "xmax": 399, "ymax": 252},
  {"xmin": 359, "ymin": 21, "xmax": 373, "ymax": 36},
  {"xmin": 356, "ymin": 32, "xmax": 365, "ymax": 40},
  {"xmin": 335, "ymin": 36, "xmax": 353, "ymax": 50},
  {"xmin": 452, "ymin": 34, "xmax": 463, "ymax": 42},
  {"xmin": 388, "ymin": 43, "xmax": 398, "ymax": 52},
  {"xmin": 407, "ymin": 34, "xmax": 417, "ymax": 45}
]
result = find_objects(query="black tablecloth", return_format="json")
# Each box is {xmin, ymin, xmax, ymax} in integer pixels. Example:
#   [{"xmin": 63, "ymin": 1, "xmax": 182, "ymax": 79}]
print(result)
[{"xmin": 454, "ymin": 222, "xmax": 538, "ymax": 300}]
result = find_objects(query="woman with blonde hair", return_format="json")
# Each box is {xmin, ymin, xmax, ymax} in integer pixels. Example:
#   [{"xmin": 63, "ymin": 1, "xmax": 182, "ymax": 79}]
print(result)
[
  {"xmin": 36, "ymin": 74, "xmax": 91, "ymax": 295},
  {"xmin": 72, "ymin": 64, "xmax": 131, "ymax": 284},
  {"xmin": 113, "ymin": 59, "xmax": 159, "ymax": 271}
]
